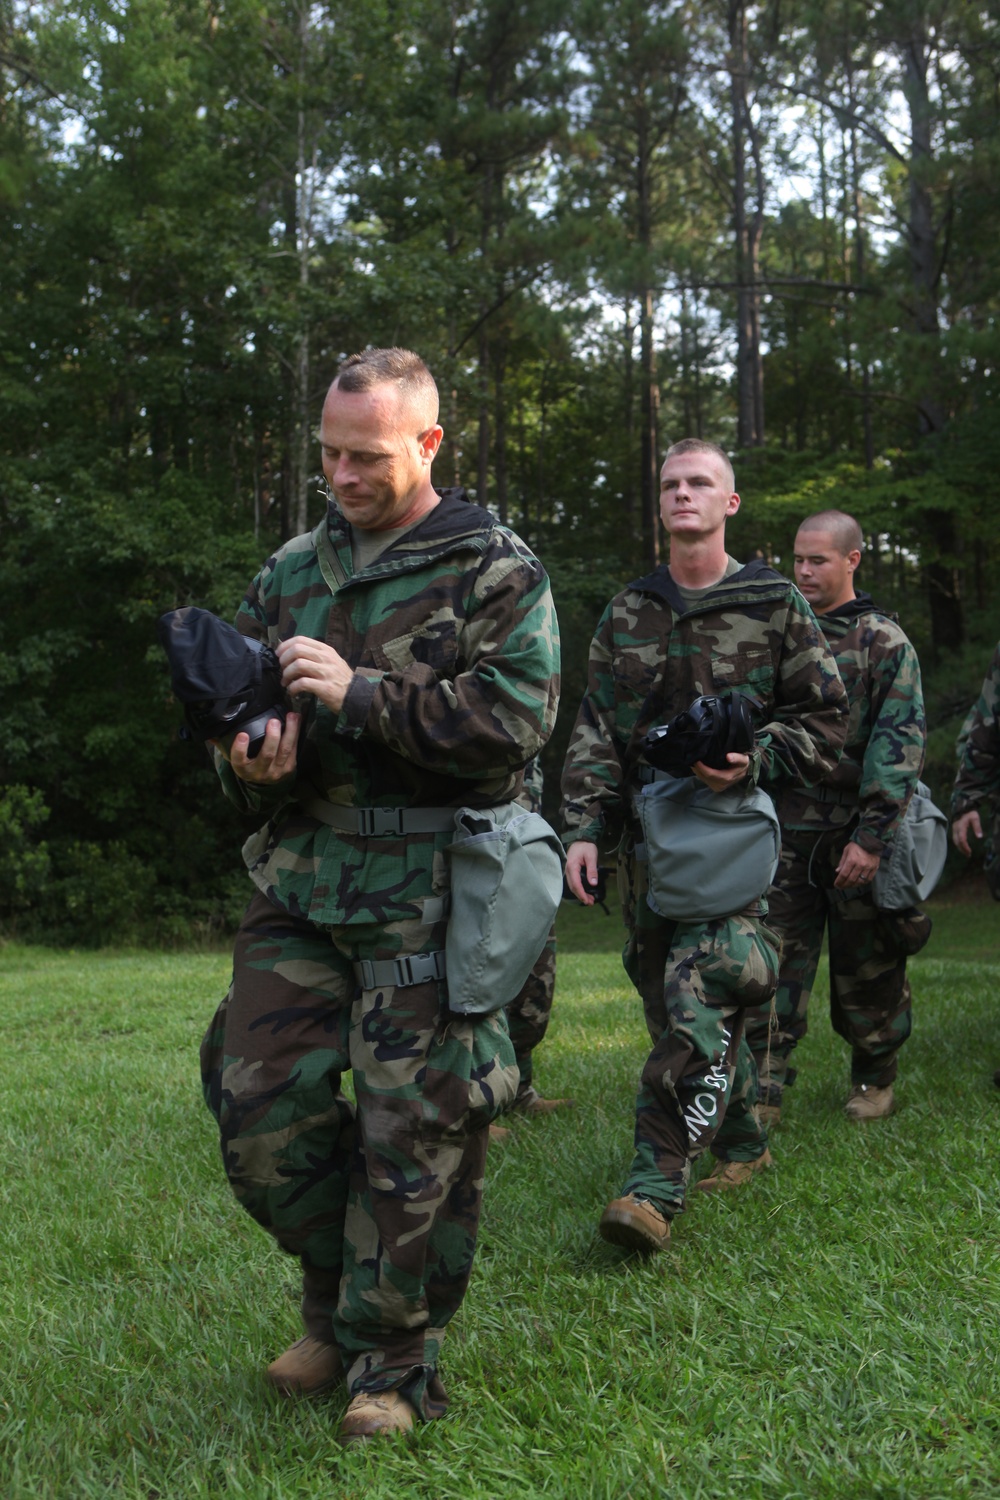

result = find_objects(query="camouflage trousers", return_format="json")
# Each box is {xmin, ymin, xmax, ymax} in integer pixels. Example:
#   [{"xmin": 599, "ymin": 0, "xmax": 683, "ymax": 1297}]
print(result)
[
  {"xmin": 616, "ymin": 848, "xmax": 778, "ymax": 1216},
  {"xmin": 504, "ymin": 929, "xmax": 557, "ymax": 1100},
  {"xmin": 200, "ymin": 890, "xmax": 518, "ymax": 1421},
  {"xmin": 743, "ymin": 828, "xmax": 914, "ymax": 1097}
]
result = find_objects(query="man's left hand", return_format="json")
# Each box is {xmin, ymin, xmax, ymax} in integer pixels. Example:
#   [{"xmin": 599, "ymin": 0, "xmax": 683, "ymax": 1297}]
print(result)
[
  {"xmin": 834, "ymin": 841, "xmax": 880, "ymax": 889},
  {"xmin": 276, "ymin": 636, "xmax": 354, "ymax": 714},
  {"xmin": 692, "ymin": 752, "xmax": 750, "ymax": 793}
]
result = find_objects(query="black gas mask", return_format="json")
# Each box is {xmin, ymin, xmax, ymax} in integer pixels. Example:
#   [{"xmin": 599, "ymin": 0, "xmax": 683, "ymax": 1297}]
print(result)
[
  {"xmin": 157, "ymin": 607, "xmax": 290, "ymax": 758},
  {"xmin": 641, "ymin": 692, "xmax": 759, "ymax": 778}
]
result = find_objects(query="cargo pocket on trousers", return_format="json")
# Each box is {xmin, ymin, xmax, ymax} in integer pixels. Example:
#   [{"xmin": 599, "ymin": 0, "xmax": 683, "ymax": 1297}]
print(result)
[
  {"xmin": 419, "ymin": 1008, "xmax": 518, "ymax": 1140},
  {"xmin": 689, "ymin": 911, "xmax": 780, "ymax": 1007}
]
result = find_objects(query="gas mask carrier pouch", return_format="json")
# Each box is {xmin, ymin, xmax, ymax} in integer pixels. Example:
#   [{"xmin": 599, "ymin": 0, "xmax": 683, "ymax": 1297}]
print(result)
[
  {"xmin": 872, "ymin": 780, "xmax": 948, "ymax": 910},
  {"xmin": 444, "ymin": 805, "xmax": 566, "ymax": 1015},
  {"xmin": 635, "ymin": 773, "xmax": 781, "ymax": 921}
]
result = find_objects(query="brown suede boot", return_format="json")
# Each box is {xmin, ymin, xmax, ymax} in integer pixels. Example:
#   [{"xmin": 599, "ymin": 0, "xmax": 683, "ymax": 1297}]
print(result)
[
  {"xmin": 844, "ymin": 1083, "xmax": 895, "ymax": 1120},
  {"xmin": 598, "ymin": 1194, "xmax": 671, "ymax": 1253},
  {"xmin": 266, "ymin": 1336, "xmax": 345, "ymax": 1397},
  {"xmin": 488, "ymin": 1122, "xmax": 511, "ymax": 1143},
  {"xmin": 695, "ymin": 1148, "xmax": 773, "ymax": 1192},
  {"xmin": 339, "ymin": 1389, "xmax": 416, "ymax": 1444},
  {"xmin": 514, "ymin": 1084, "xmax": 575, "ymax": 1115}
]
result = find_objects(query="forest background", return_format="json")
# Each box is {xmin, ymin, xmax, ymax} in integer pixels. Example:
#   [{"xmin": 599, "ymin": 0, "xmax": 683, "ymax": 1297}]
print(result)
[{"xmin": 2, "ymin": 0, "xmax": 999, "ymax": 945}]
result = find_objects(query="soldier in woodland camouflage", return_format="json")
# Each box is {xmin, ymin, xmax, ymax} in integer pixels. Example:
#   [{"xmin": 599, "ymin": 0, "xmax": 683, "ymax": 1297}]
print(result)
[
  {"xmin": 720, "ymin": 509, "xmax": 926, "ymax": 1131},
  {"xmin": 200, "ymin": 349, "xmax": 559, "ymax": 1441},
  {"xmin": 951, "ymin": 643, "xmax": 1000, "ymax": 1083},
  {"xmin": 561, "ymin": 439, "xmax": 848, "ymax": 1254}
]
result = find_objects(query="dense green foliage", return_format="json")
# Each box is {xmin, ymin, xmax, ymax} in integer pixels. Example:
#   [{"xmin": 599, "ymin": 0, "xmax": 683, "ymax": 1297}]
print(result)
[
  {"xmin": 2, "ymin": 1, "xmax": 999, "ymax": 938},
  {"xmin": 2, "ymin": 893, "xmax": 1000, "ymax": 1496}
]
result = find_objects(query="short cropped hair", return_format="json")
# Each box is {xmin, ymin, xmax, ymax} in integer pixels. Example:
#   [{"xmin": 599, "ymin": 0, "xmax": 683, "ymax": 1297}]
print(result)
[
  {"xmin": 335, "ymin": 347, "xmax": 439, "ymax": 428},
  {"xmin": 663, "ymin": 438, "xmax": 735, "ymax": 494},
  {"xmin": 796, "ymin": 509, "xmax": 864, "ymax": 556}
]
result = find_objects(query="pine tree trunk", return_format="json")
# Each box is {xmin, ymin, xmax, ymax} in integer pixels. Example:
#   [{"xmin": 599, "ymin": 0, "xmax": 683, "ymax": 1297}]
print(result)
[
  {"xmin": 902, "ymin": 22, "xmax": 962, "ymax": 648},
  {"xmin": 729, "ymin": 1, "xmax": 763, "ymax": 448}
]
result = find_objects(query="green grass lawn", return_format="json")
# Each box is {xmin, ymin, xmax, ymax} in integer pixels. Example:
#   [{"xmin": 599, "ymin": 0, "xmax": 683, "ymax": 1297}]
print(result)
[{"xmin": 2, "ymin": 891, "xmax": 1000, "ymax": 1499}]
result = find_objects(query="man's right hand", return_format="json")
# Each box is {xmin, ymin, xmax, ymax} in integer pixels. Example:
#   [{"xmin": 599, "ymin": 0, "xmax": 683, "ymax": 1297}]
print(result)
[
  {"xmin": 565, "ymin": 840, "xmax": 600, "ymax": 905},
  {"xmin": 952, "ymin": 808, "xmax": 982, "ymax": 857},
  {"xmin": 692, "ymin": 751, "xmax": 750, "ymax": 793},
  {"xmin": 213, "ymin": 711, "xmax": 301, "ymax": 784}
]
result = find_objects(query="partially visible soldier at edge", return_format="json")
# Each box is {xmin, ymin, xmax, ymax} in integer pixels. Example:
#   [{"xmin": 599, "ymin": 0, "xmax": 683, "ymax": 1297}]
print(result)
[
  {"xmin": 490, "ymin": 756, "xmax": 572, "ymax": 1145},
  {"xmin": 951, "ymin": 641, "xmax": 1000, "ymax": 1085},
  {"xmin": 721, "ymin": 509, "xmax": 927, "ymax": 1134},
  {"xmin": 560, "ymin": 439, "xmax": 848, "ymax": 1255},
  {"xmin": 200, "ymin": 348, "xmax": 560, "ymax": 1442}
]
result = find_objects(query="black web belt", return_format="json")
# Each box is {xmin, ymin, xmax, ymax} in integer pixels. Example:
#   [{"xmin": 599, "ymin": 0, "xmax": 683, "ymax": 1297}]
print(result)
[{"xmin": 798, "ymin": 784, "xmax": 860, "ymax": 806}]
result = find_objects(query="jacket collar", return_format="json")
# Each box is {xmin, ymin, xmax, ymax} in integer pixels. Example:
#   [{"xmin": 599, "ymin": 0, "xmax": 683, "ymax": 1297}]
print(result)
[
  {"xmin": 325, "ymin": 485, "xmax": 495, "ymax": 550},
  {"xmin": 819, "ymin": 590, "xmax": 898, "ymax": 626},
  {"xmin": 628, "ymin": 556, "xmax": 784, "ymax": 615}
]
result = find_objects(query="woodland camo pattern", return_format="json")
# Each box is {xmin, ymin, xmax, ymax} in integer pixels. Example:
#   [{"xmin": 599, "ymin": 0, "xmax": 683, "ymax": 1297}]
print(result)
[
  {"xmin": 560, "ymin": 559, "xmax": 848, "ymax": 1216},
  {"xmin": 952, "ymin": 641, "xmax": 1000, "ymax": 821},
  {"xmin": 203, "ymin": 489, "xmax": 558, "ymax": 1419},
  {"xmin": 736, "ymin": 594, "xmax": 925, "ymax": 1104}
]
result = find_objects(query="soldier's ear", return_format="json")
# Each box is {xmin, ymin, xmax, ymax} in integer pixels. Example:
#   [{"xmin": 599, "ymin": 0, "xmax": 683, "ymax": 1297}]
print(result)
[
  {"xmin": 846, "ymin": 548, "xmax": 862, "ymax": 573},
  {"xmin": 418, "ymin": 425, "xmax": 444, "ymax": 464}
]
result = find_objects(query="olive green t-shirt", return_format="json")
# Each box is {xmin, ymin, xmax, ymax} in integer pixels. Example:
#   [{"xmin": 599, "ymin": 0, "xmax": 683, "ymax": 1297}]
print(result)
[
  {"xmin": 350, "ymin": 516, "xmax": 424, "ymax": 573},
  {"xmin": 673, "ymin": 554, "xmax": 742, "ymax": 608}
]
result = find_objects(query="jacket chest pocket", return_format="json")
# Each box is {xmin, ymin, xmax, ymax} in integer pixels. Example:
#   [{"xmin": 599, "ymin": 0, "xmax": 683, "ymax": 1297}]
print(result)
[
  {"xmin": 712, "ymin": 645, "xmax": 776, "ymax": 699},
  {"xmin": 370, "ymin": 616, "xmax": 461, "ymax": 676},
  {"xmin": 614, "ymin": 647, "xmax": 660, "ymax": 704}
]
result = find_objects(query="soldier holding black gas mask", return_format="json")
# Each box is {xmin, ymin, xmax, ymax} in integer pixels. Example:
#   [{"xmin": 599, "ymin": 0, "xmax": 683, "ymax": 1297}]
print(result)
[
  {"xmin": 161, "ymin": 347, "xmax": 561, "ymax": 1442},
  {"xmin": 560, "ymin": 439, "xmax": 848, "ymax": 1253}
]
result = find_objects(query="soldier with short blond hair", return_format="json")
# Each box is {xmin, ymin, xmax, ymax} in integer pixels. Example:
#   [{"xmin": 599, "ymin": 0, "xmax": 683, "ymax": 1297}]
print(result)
[{"xmin": 560, "ymin": 441, "xmax": 848, "ymax": 1253}]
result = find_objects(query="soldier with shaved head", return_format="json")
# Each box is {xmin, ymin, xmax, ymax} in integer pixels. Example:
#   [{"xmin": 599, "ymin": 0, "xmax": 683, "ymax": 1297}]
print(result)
[
  {"xmin": 560, "ymin": 441, "xmax": 848, "ymax": 1254},
  {"xmin": 719, "ymin": 507, "xmax": 927, "ymax": 1134},
  {"xmin": 199, "ymin": 347, "xmax": 560, "ymax": 1441}
]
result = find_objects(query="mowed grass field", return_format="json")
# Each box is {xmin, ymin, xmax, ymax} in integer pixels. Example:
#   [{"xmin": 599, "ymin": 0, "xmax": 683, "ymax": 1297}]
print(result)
[{"xmin": 2, "ymin": 891, "xmax": 999, "ymax": 1500}]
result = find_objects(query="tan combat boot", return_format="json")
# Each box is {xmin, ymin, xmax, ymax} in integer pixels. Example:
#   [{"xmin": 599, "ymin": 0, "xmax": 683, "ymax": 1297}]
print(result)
[
  {"xmin": 514, "ymin": 1084, "xmax": 575, "ymax": 1115},
  {"xmin": 695, "ymin": 1148, "xmax": 774, "ymax": 1192},
  {"xmin": 844, "ymin": 1083, "xmax": 895, "ymax": 1120},
  {"xmin": 266, "ymin": 1336, "xmax": 344, "ymax": 1397},
  {"xmin": 598, "ymin": 1194, "xmax": 671, "ymax": 1253},
  {"xmin": 339, "ymin": 1388, "xmax": 416, "ymax": 1444}
]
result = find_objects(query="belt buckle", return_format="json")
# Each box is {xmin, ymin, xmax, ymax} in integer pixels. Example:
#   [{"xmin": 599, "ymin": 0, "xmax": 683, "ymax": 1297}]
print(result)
[
  {"xmin": 398, "ymin": 952, "xmax": 445, "ymax": 986},
  {"xmin": 394, "ymin": 953, "xmax": 430, "ymax": 986},
  {"xmin": 359, "ymin": 806, "xmax": 404, "ymax": 837}
]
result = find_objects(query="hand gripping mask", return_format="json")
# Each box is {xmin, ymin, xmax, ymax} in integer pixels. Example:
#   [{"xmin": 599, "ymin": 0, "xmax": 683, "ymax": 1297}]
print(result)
[
  {"xmin": 157, "ymin": 607, "xmax": 290, "ymax": 758},
  {"xmin": 641, "ymin": 692, "xmax": 759, "ymax": 778}
]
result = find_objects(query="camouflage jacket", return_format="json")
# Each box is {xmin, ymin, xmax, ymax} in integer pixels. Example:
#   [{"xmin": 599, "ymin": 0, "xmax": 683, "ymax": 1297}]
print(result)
[
  {"xmin": 559, "ymin": 559, "xmax": 848, "ymax": 851},
  {"xmin": 779, "ymin": 593, "xmax": 925, "ymax": 855},
  {"xmin": 951, "ymin": 642, "xmax": 1000, "ymax": 818},
  {"xmin": 216, "ymin": 488, "xmax": 560, "ymax": 926},
  {"xmin": 517, "ymin": 756, "xmax": 545, "ymax": 816}
]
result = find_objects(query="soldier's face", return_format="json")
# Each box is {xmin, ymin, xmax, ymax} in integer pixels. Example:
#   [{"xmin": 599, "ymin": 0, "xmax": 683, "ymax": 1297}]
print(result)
[
  {"xmin": 793, "ymin": 529, "xmax": 859, "ymax": 613},
  {"xmin": 319, "ymin": 383, "xmax": 441, "ymax": 531},
  {"xmin": 659, "ymin": 451, "xmax": 740, "ymax": 539}
]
